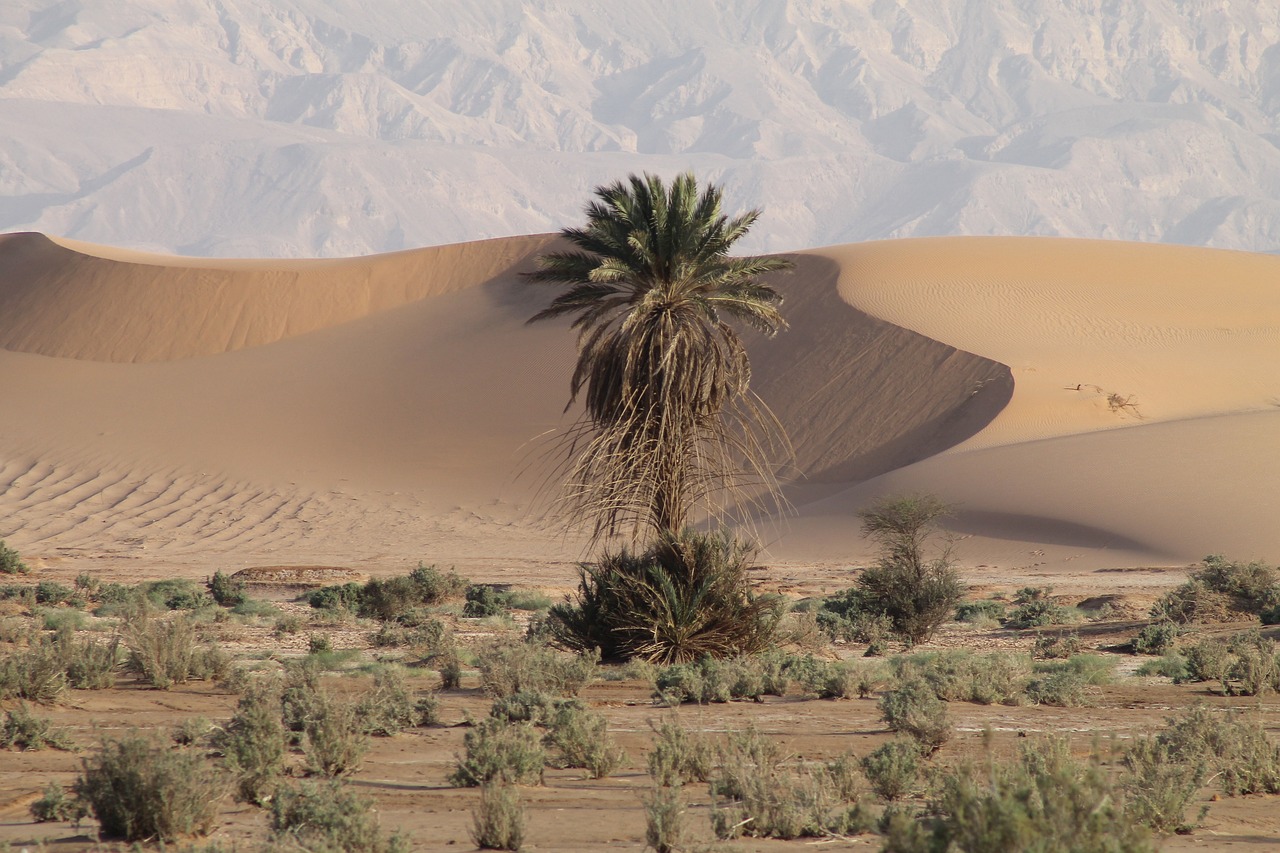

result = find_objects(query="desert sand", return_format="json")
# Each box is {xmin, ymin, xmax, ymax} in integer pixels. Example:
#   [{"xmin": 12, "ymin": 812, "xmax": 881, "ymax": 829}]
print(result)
[
  {"xmin": 0, "ymin": 231, "xmax": 1276, "ymax": 588},
  {"xmin": 3, "ymin": 231, "xmax": 1280, "ymax": 851}
]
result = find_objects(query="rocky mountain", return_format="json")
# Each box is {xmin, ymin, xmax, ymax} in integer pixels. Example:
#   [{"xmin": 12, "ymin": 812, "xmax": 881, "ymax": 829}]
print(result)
[{"xmin": 1, "ymin": 0, "xmax": 1278, "ymax": 256}]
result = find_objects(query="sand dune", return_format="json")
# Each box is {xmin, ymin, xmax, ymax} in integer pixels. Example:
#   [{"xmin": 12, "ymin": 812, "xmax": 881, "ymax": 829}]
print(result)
[{"xmin": 0, "ymin": 232, "xmax": 1275, "ymax": 580}]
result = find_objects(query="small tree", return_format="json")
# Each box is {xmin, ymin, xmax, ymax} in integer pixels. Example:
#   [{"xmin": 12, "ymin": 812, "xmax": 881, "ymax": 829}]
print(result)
[
  {"xmin": 856, "ymin": 495, "xmax": 964, "ymax": 644},
  {"xmin": 0, "ymin": 540, "xmax": 28, "ymax": 575}
]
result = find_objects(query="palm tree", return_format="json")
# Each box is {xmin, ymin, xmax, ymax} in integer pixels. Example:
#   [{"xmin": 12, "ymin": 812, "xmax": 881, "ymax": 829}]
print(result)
[{"xmin": 527, "ymin": 172, "xmax": 793, "ymax": 543}]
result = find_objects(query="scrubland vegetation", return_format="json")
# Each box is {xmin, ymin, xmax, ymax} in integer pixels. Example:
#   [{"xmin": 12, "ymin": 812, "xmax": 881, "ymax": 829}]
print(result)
[{"xmin": 0, "ymin": 544, "xmax": 1277, "ymax": 851}]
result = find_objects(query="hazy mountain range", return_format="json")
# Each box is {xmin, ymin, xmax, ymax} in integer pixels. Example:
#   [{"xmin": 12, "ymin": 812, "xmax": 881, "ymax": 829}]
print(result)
[{"xmin": 2, "ymin": 0, "xmax": 1278, "ymax": 257}]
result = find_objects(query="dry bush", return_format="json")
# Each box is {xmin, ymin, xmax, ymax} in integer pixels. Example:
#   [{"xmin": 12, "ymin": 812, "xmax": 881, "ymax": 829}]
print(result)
[
  {"xmin": 121, "ymin": 606, "xmax": 228, "ymax": 689},
  {"xmin": 646, "ymin": 717, "xmax": 718, "ymax": 787},
  {"xmin": 652, "ymin": 654, "xmax": 787, "ymax": 705},
  {"xmin": 30, "ymin": 780, "xmax": 84, "ymax": 823},
  {"xmin": 892, "ymin": 650, "xmax": 1029, "ymax": 706},
  {"xmin": 643, "ymin": 783, "xmax": 684, "ymax": 853},
  {"xmin": 219, "ymin": 679, "xmax": 288, "ymax": 804},
  {"xmin": 878, "ymin": 677, "xmax": 952, "ymax": 753},
  {"xmin": 74, "ymin": 732, "xmax": 227, "ymax": 842},
  {"xmin": 1122, "ymin": 735, "xmax": 1208, "ymax": 835},
  {"xmin": 449, "ymin": 718, "xmax": 546, "ymax": 787},
  {"xmin": 471, "ymin": 781, "xmax": 526, "ymax": 851},
  {"xmin": 302, "ymin": 690, "xmax": 369, "ymax": 778},
  {"xmin": 1, "ymin": 701, "xmax": 73, "ymax": 751},
  {"xmin": 1151, "ymin": 704, "xmax": 1280, "ymax": 796},
  {"xmin": 0, "ymin": 635, "xmax": 67, "ymax": 703},
  {"xmin": 1004, "ymin": 587, "xmax": 1078, "ymax": 629},
  {"xmin": 357, "ymin": 666, "xmax": 420, "ymax": 736},
  {"xmin": 477, "ymin": 639, "xmax": 597, "ymax": 698},
  {"xmin": 544, "ymin": 703, "xmax": 625, "ymax": 779},
  {"xmin": 1032, "ymin": 631, "xmax": 1083, "ymax": 660},
  {"xmin": 270, "ymin": 779, "xmax": 407, "ymax": 853},
  {"xmin": 861, "ymin": 739, "xmax": 920, "ymax": 801}
]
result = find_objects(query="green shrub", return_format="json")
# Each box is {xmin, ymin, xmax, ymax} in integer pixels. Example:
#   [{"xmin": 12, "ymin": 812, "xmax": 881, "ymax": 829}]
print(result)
[
  {"xmin": 653, "ymin": 655, "xmax": 787, "ymax": 704},
  {"xmin": 1194, "ymin": 555, "xmax": 1278, "ymax": 609},
  {"xmin": 878, "ymin": 678, "xmax": 951, "ymax": 753},
  {"xmin": 1151, "ymin": 556, "xmax": 1280, "ymax": 625},
  {"xmin": 646, "ymin": 717, "xmax": 717, "ymax": 786},
  {"xmin": 464, "ymin": 584, "xmax": 508, "ymax": 618},
  {"xmin": 489, "ymin": 691, "xmax": 570, "ymax": 725},
  {"xmin": 56, "ymin": 630, "xmax": 121, "ymax": 690},
  {"xmin": 786, "ymin": 655, "xmax": 862, "ymax": 699},
  {"xmin": 449, "ymin": 717, "xmax": 546, "ymax": 787},
  {"xmin": 887, "ymin": 737, "xmax": 1154, "ymax": 852},
  {"xmin": 544, "ymin": 703, "xmax": 624, "ymax": 779},
  {"xmin": 137, "ymin": 578, "xmax": 213, "ymax": 611},
  {"xmin": 1133, "ymin": 621, "xmax": 1179, "ymax": 655},
  {"xmin": 208, "ymin": 571, "xmax": 247, "ymax": 607},
  {"xmin": 0, "ymin": 540, "xmax": 29, "ymax": 574},
  {"xmin": 30, "ymin": 780, "xmax": 83, "ymax": 822},
  {"xmin": 815, "ymin": 588, "xmax": 894, "ymax": 647},
  {"xmin": 219, "ymin": 680, "xmax": 287, "ymax": 804},
  {"xmin": 358, "ymin": 564, "xmax": 468, "ymax": 621},
  {"xmin": 1004, "ymin": 587, "xmax": 1076, "ymax": 629},
  {"xmin": 854, "ymin": 495, "xmax": 964, "ymax": 644},
  {"xmin": 34, "ymin": 580, "xmax": 75, "ymax": 605},
  {"xmin": 1178, "ymin": 631, "xmax": 1280, "ymax": 696},
  {"xmin": 1136, "ymin": 652, "xmax": 1189, "ymax": 680},
  {"xmin": 308, "ymin": 582, "xmax": 365, "ymax": 612},
  {"xmin": 955, "ymin": 599, "xmax": 1006, "ymax": 624},
  {"xmin": 862, "ymin": 739, "xmax": 920, "ymax": 801},
  {"xmin": 1024, "ymin": 670, "xmax": 1089, "ymax": 707},
  {"xmin": 477, "ymin": 640, "xmax": 597, "ymax": 698},
  {"xmin": 1, "ymin": 701, "xmax": 73, "ymax": 750},
  {"xmin": 74, "ymin": 732, "xmax": 226, "ymax": 842},
  {"xmin": 547, "ymin": 530, "xmax": 782, "ymax": 664},
  {"xmin": 1032, "ymin": 631, "xmax": 1082, "ymax": 660},
  {"xmin": 270, "ymin": 779, "xmax": 406, "ymax": 853},
  {"xmin": 471, "ymin": 781, "xmax": 525, "ymax": 851},
  {"xmin": 643, "ymin": 783, "xmax": 684, "ymax": 853}
]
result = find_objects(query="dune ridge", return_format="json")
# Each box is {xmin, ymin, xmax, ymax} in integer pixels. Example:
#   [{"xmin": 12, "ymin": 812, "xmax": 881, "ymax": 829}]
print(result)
[{"xmin": 1, "ymin": 231, "xmax": 1276, "ymax": 578}]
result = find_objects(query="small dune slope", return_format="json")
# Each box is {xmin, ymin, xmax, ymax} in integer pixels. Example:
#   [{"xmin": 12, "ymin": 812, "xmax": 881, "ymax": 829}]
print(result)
[
  {"xmin": 0, "ymin": 232, "xmax": 555, "ymax": 362},
  {"xmin": 785, "ymin": 237, "xmax": 1280, "ymax": 566}
]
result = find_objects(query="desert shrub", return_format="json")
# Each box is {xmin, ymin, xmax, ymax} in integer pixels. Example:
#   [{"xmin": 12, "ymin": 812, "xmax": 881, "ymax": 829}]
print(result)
[
  {"xmin": 643, "ymin": 784, "xmax": 684, "ymax": 853},
  {"xmin": 853, "ymin": 495, "xmax": 964, "ymax": 645},
  {"xmin": 464, "ymin": 584, "xmax": 508, "ymax": 618},
  {"xmin": 208, "ymin": 571, "xmax": 247, "ymax": 607},
  {"xmin": 1150, "ymin": 579, "xmax": 1231, "ymax": 625},
  {"xmin": 955, "ymin": 599, "xmax": 1006, "ymax": 624},
  {"xmin": 30, "ymin": 780, "xmax": 83, "ymax": 822},
  {"xmin": 40, "ymin": 607, "xmax": 87, "ymax": 632},
  {"xmin": 489, "ymin": 691, "xmax": 571, "ymax": 725},
  {"xmin": 1024, "ymin": 670, "xmax": 1089, "ymax": 707},
  {"xmin": 878, "ymin": 677, "xmax": 951, "ymax": 753},
  {"xmin": 282, "ymin": 658, "xmax": 325, "ymax": 735},
  {"xmin": 544, "ymin": 702, "xmax": 624, "ymax": 778},
  {"xmin": 219, "ymin": 679, "xmax": 288, "ymax": 804},
  {"xmin": 647, "ymin": 717, "xmax": 717, "ymax": 786},
  {"xmin": 308, "ymin": 582, "xmax": 365, "ymax": 612},
  {"xmin": 862, "ymin": 739, "xmax": 920, "ymax": 801},
  {"xmin": 1122, "ymin": 735, "xmax": 1208, "ymax": 835},
  {"xmin": 710, "ymin": 725, "xmax": 871, "ymax": 840},
  {"xmin": 815, "ymin": 588, "xmax": 894, "ymax": 649},
  {"xmin": 356, "ymin": 666, "xmax": 421, "ymax": 736},
  {"xmin": 122, "ymin": 608, "xmax": 228, "ymax": 689},
  {"xmin": 173, "ymin": 715, "xmax": 216, "ymax": 746},
  {"xmin": 893, "ymin": 649, "xmax": 1029, "ymax": 706},
  {"xmin": 1136, "ymin": 652, "xmax": 1189, "ymax": 680},
  {"xmin": 1193, "ymin": 555, "xmax": 1279, "ymax": 610},
  {"xmin": 886, "ymin": 736, "xmax": 1153, "ymax": 852},
  {"xmin": 271, "ymin": 779, "xmax": 406, "ymax": 853},
  {"xmin": 1154, "ymin": 704, "xmax": 1280, "ymax": 796},
  {"xmin": 0, "ymin": 540, "xmax": 28, "ymax": 574},
  {"xmin": 1133, "ymin": 621, "xmax": 1179, "ymax": 655},
  {"xmin": 1032, "ymin": 631, "xmax": 1082, "ymax": 659},
  {"xmin": 476, "ymin": 639, "xmax": 597, "ymax": 698},
  {"xmin": 1178, "ymin": 631, "xmax": 1280, "ymax": 696},
  {"xmin": 785, "ymin": 655, "xmax": 862, "ymax": 699},
  {"xmin": 1, "ymin": 701, "xmax": 73, "ymax": 750},
  {"xmin": 74, "ymin": 731, "xmax": 226, "ymax": 842},
  {"xmin": 1004, "ymin": 587, "xmax": 1077, "ymax": 629},
  {"xmin": 471, "ymin": 781, "xmax": 525, "ymax": 851},
  {"xmin": 231, "ymin": 598, "xmax": 279, "ymax": 619},
  {"xmin": 547, "ymin": 530, "xmax": 782, "ymax": 664},
  {"xmin": 302, "ymin": 690, "xmax": 369, "ymax": 777},
  {"xmin": 55, "ymin": 629, "xmax": 121, "ymax": 690},
  {"xmin": 450, "ymin": 717, "xmax": 546, "ymax": 787},
  {"xmin": 357, "ymin": 564, "xmax": 468, "ymax": 621},
  {"xmin": 0, "ymin": 636, "xmax": 68, "ymax": 702},
  {"xmin": 653, "ymin": 655, "xmax": 787, "ymax": 704},
  {"xmin": 74, "ymin": 572, "xmax": 98, "ymax": 593},
  {"xmin": 137, "ymin": 578, "xmax": 212, "ymax": 611},
  {"xmin": 34, "ymin": 580, "xmax": 75, "ymax": 605}
]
